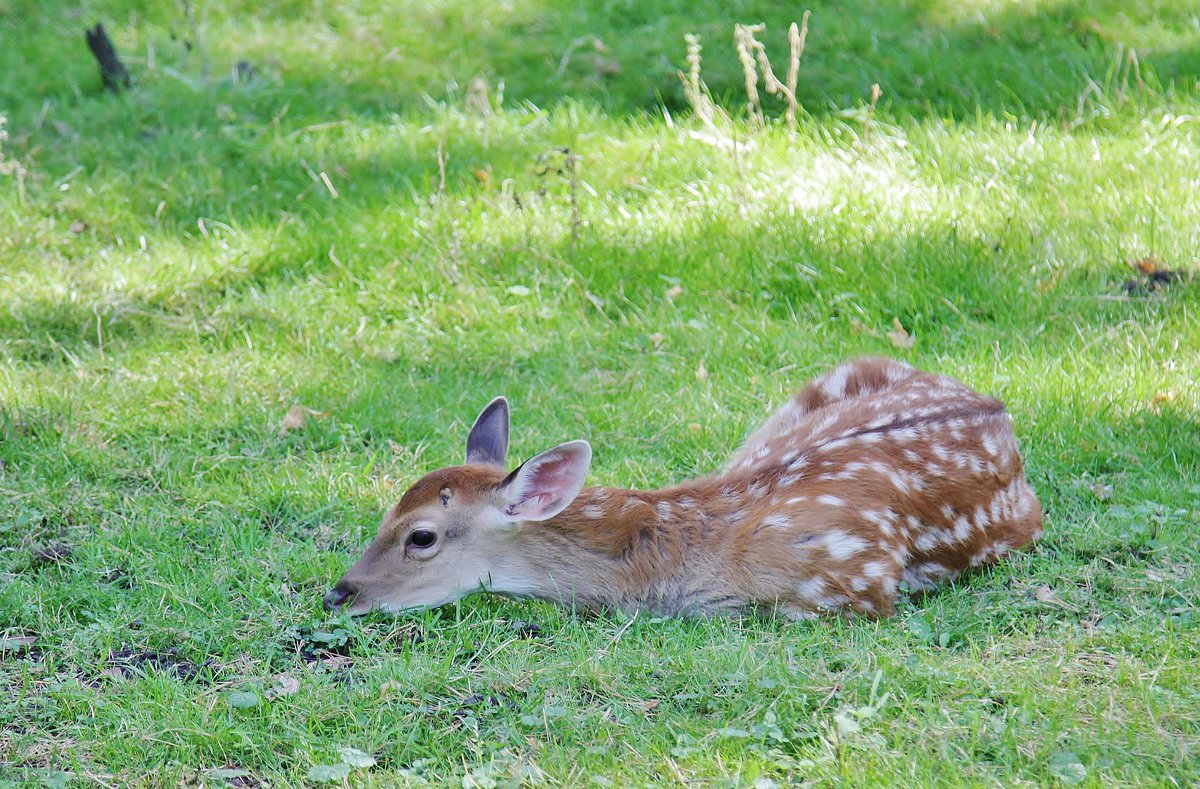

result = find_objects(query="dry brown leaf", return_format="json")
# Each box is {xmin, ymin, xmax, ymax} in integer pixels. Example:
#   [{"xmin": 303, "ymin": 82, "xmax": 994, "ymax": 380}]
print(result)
[
  {"xmin": 695, "ymin": 359, "xmax": 708, "ymax": 381},
  {"xmin": 321, "ymin": 654, "xmax": 352, "ymax": 670},
  {"xmin": 649, "ymin": 332, "xmax": 664, "ymax": 348},
  {"xmin": 1087, "ymin": 482, "xmax": 1113, "ymax": 501},
  {"xmin": 632, "ymin": 698, "xmax": 660, "ymax": 714},
  {"xmin": 664, "ymin": 285, "xmax": 683, "ymax": 299},
  {"xmin": 280, "ymin": 405, "xmax": 326, "ymax": 432},
  {"xmin": 1034, "ymin": 584, "xmax": 1056, "ymax": 603},
  {"xmin": 849, "ymin": 317, "xmax": 881, "ymax": 337},
  {"xmin": 0, "ymin": 635, "xmax": 37, "ymax": 652},
  {"xmin": 1150, "ymin": 391, "xmax": 1177, "ymax": 409},
  {"xmin": 265, "ymin": 674, "xmax": 301, "ymax": 700},
  {"xmin": 887, "ymin": 317, "xmax": 915, "ymax": 349},
  {"xmin": 69, "ymin": 220, "xmax": 88, "ymax": 234},
  {"xmin": 687, "ymin": 423, "xmax": 702, "ymax": 433},
  {"xmin": 1132, "ymin": 257, "xmax": 1161, "ymax": 275}
]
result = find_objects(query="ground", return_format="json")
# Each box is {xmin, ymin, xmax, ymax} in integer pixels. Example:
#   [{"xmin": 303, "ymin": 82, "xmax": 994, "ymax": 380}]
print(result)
[{"xmin": 1, "ymin": 0, "xmax": 1199, "ymax": 786}]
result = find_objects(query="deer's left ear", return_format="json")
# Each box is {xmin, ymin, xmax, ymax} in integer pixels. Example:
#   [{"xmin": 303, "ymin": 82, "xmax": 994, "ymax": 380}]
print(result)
[
  {"xmin": 466, "ymin": 397, "xmax": 509, "ymax": 467},
  {"xmin": 498, "ymin": 440, "xmax": 592, "ymax": 522}
]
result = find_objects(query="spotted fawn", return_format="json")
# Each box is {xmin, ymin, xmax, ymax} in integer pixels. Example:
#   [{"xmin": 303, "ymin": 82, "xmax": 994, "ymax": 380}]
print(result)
[{"xmin": 325, "ymin": 357, "xmax": 1043, "ymax": 619}]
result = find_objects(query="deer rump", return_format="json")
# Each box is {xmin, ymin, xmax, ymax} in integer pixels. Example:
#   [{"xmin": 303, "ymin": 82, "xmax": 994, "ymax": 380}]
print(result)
[{"xmin": 326, "ymin": 357, "xmax": 1043, "ymax": 619}]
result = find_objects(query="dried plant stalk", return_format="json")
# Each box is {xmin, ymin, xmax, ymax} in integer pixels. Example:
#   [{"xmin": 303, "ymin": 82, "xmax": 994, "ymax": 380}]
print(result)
[
  {"xmin": 733, "ymin": 24, "xmax": 764, "ymax": 128},
  {"xmin": 735, "ymin": 17, "xmax": 809, "ymax": 132},
  {"xmin": 785, "ymin": 13, "xmax": 810, "ymax": 130},
  {"xmin": 678, "ymin": 33, "xmax": 719, "ymax": 129}
]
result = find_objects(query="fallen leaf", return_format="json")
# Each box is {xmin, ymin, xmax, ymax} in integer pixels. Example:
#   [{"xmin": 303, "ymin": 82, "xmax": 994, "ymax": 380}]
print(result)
[
  {"xmin": 664, "ymin": 285, "xmax": 683, "ymax": 298},
  {"xmin": 69, "ymin": 220, "xmax": 88, "ymax": 234},
  {"xmin": 887, "ymin": 317, "xmax": 915, "ymax": 349},
  {"xmin": 0, "ymin": 635, "xmax": 37, "ymax": 652},
  {"xmin": 506, "ymin": 284, "xmax": 531, "ymax": 297},
  {"xmin": 1034, "ymin": 584, "xmax": 1057, "ymax": 603},
  {"xmin": 1150, "ymin": 391, "xmax": 1177, "ymax": 409},
  {"xmin": 631, "ymin": 698, "xmax": 660, "ymax": 714},
  {"xmin": 266, "ymin": 674, "xmax": 300, "ymax": 699},
  {"xmin": 649, "ymin": 332, "xmax": 664, "ymax": 348},
  {"xmin": 321, "ymin": 654, "xmax": 352, "ymax": 670},
  {"xmin": 688, "ymin": 423, "xmax": 702, "ymax": 433},
  {"xmin": 696, "ymin": 360, "xmax": 708, "ymax": 381},
  {"xmin": 280, "ymin": 405, "xmax": 325, "ymax": 432},
  {"xmin": 1132, "ymin": 257, "xmax": 1161, "ymax": 275},
  {"xmin": 1087, "ymin": 482, "xmax": 1113, "ymax": 501}
]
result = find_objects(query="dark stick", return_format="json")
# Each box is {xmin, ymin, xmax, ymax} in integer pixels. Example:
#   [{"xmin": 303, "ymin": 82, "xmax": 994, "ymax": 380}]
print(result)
[{"xmin": 85, "ymin": 23, "xmax": 131, "ymax": 92}]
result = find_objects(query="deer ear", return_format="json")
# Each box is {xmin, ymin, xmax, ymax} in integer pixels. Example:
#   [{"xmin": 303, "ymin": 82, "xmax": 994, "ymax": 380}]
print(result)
[
  {"xmin": 466, "ymin": 397, "xmax": 509, "ymax": 467},
  {"xmin": 498, "ymin": 441, "xmax": 592, "ymax": 522}
]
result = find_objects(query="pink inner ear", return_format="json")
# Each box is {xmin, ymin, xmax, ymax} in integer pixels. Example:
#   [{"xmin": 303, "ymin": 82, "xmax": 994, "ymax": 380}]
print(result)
[
  {"xmin": 506, "ymin": 493, "xmax": 552, "ymax": 518},
  {"xmin": 505, "ymin": 446, "xmax": 589, "ymax": 521}
]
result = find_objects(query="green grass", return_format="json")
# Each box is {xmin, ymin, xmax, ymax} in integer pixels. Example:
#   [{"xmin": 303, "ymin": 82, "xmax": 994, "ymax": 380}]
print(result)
[{"xmin": 2, "ymin": 0, "xmax": 1199, "ymax": 785}]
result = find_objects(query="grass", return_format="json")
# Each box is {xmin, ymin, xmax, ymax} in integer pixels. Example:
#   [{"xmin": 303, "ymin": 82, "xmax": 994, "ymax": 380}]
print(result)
[{"xmin": 1, "ymin": 0, "xmax": 1199, "ymax": 785}]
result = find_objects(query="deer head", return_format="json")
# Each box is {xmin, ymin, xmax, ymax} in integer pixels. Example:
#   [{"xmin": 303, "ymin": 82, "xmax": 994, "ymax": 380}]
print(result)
[{"xmin": 323, "ymin": 397, "xmax": 592, "ymax": 614}]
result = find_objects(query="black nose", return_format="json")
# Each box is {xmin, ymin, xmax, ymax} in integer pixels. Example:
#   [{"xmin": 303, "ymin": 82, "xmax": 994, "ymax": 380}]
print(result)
[{"xmin": 323, "ymin": 583, "xmax": 356, "ymax": 611}]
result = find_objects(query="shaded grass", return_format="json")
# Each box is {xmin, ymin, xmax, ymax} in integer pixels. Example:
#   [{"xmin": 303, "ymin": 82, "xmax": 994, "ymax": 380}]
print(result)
[{"xmin": 2, "ymin": 0, "xmax": 1200, "ymax": 786}]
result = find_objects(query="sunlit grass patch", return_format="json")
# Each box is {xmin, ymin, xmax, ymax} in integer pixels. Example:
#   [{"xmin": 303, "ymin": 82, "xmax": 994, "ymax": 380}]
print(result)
[{"xmin": 2, "ymin": 0, "xmax": 1200, "ymax": 785}]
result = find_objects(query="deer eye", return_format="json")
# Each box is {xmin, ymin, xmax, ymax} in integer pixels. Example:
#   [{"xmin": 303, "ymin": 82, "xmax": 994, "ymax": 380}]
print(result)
[{"xmin": 409, "ymin": 530, "xmax": 437, "ymax": 548}]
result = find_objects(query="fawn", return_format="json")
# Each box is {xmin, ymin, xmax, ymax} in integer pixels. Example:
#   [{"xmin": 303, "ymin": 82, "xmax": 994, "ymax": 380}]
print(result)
[{"xmin": 324, "ymin": 357, "xmax": 1043, "ymax": 619}]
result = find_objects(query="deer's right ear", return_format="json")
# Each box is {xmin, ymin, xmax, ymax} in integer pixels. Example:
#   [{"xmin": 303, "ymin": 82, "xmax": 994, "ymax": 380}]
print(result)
[{"xmin": 465, "ymin": 396, "xmax": 510, "ymax": 467}]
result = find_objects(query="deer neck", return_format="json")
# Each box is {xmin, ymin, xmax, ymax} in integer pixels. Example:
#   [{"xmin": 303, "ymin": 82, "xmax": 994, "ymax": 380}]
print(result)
[{"xmin": 496, "ymin": 480, "xmax": 737, "ymax": 612}]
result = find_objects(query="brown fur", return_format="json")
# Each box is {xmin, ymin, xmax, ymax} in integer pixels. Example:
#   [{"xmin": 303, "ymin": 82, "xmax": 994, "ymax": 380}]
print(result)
[{"xmin": 328, "ymin": 357, "xmax": 1043, "ymax": 618}]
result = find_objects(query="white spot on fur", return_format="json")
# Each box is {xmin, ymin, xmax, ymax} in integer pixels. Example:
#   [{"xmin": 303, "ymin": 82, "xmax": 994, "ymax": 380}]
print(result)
[
  {"xmin": 761, "ymin": 514, "xmax": 791, "ymax": 529},
  {"xmin": 862, "ymin": 560, "xmax": 888, "ymax": 579},
  {"xmin": 982, "ymin": 433, "xmax": 998, "ymax": 456},
  {"xmin": 797, "ymin": 576, "xmax": 826, "ymax": 600},
  {"xmin": 821, "ymin": 365, "xmax": 851, "ymax": 398},
  {"xmin": 953, "ymin": 515, "xmax": 973, "ymax": 542},
  {"xmin": 914, "ymin": 530, "xmax": 944, "ymax": 552},
  {"xmin": 861, "ymin": 509, "xmax": 895, "ymax": 536},
  {"xmin": 582, "ymin": 505, "xmax": 605, "ymax": 519},
  {"xmin": 821, "ymin": 530, "xmax": 868, "ymax": 560},
  {"xmin": 816, "ymin": 494, "xmax": 845, "ymax": 507},
  {"xmin": 787, "ymin": 454, "xmax": 810, "ymax": 472}
]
